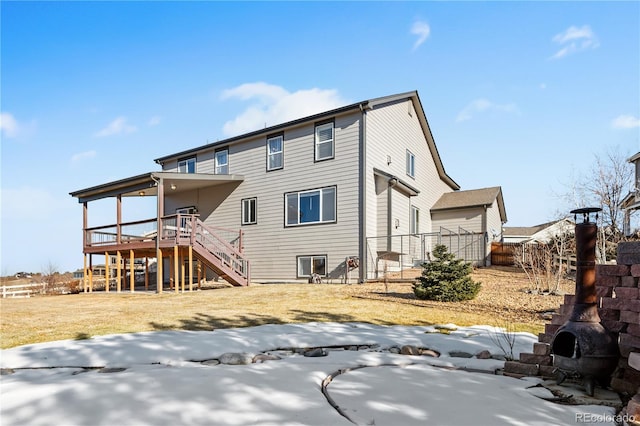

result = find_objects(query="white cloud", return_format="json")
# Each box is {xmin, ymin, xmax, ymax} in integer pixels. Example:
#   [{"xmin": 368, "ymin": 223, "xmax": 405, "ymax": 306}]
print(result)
[
  {"xmin": 148, "ymin": 116, "xmax": 161, "ymax": 127},
  {"xmin": 549, "ymin": 25, "xmax": 599, "ymax": 60},
  {"xmin": 94, "ymin": 116, "xmax": 137, "ymax": 137},
  {"xmin": 539, "ymin": 83, "xmax": 547, "ymax": 90},
  {"xmin": 220, "ymin": 83, "xmax": 348, "ymax": 136},
  {"xmin": 0, "ymin": 112, "xmax": 20, "ymax": 138},
  {"xmin": 612, "ymin": 114, "xmax": 640, "ymax": 129},
  {"xmin": 456, "ymin": 98, "xmax": 519, "ymax": 122},
  {"xmin": 71, "ymin": 150, "xmax": 97, "ymax": 163},
  {"xmin": 411, "ymin": 20, "xmax": 431, "ymax": 50}
]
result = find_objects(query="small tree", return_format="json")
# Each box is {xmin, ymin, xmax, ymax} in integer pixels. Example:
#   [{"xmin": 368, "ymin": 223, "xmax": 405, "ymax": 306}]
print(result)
[
  {"xmin": 41, "ymin": 261, "xmax": 59, "ymax": 294},
  {"xmin": 413, "ymin": 245, "xmax": 481, "ymax": 302}
]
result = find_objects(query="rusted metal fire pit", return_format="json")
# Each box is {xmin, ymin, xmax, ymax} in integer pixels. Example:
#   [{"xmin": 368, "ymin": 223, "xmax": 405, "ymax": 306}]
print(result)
[{"xmin": 551, "ymin": 207, "xmax": 619, "ymax": 396}]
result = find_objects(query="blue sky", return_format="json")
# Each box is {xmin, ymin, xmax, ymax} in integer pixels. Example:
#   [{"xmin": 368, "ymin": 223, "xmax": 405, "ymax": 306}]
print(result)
[{"xmin": 1, "ymin": 1, "xmax": 639, "ymax": 274}]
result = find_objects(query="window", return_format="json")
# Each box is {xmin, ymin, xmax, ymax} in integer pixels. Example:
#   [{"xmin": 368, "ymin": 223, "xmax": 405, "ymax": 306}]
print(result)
[
  {"xmin": 410, "ymin": 206, "xmax": 419, "ymax": 234},
  {"xmin": 267, "ymin": 135, "xmax": 283, "ymax": 171},
  {"xmin": 241, "ymin": 198, "xmax": 257, "ymax": 225},
  {"xmin": 406, "ymin": 150, "xmax": 415, "ymax": 178},
  {"xmin": 178, "ymin": 157, "xmax": 196, "ymax": 173},
  {"xmin": 297, "ymin": 255, "xmax": 327, "ymax": 277},
  {"xmin": 285, "ymin": 186, "xmax": 336, "ymax": 226},
  {"xmin": 315, "ymin": 122, "xmax": 334, "ymax": 161},
  {"xmin": 215, "ymin": 149, "xmax": 229, "ymax": 174}
]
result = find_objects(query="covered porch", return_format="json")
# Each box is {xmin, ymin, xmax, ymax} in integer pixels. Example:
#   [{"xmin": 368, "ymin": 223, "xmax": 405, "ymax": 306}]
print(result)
[{"xmin": 70, "ymin": 172, "xmax": 250, "ymax": 292}]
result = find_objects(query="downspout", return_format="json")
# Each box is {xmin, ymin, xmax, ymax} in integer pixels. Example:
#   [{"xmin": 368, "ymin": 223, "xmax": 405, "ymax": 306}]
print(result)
[{"xmin": 358, "ymin": 103, "xmax": 369, "ymax": 283}]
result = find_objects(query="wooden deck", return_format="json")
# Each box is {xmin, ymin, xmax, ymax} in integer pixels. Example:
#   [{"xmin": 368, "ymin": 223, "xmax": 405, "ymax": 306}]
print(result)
[{"xmin": 80, "ymin": 214, "xmax": 250, "ymax": 291}]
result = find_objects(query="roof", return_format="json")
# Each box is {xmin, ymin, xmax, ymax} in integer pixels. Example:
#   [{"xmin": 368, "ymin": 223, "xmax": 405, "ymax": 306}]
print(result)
[
  {"xmin": 153, "ymin": 90, "xmax": 459, "ymax": 190},
  {"xmin": 431, "ymin": 186, "xmax": 507, "ymax": 222},
  {"xmin": 503, "ymin": 219, "xmax": 571, "ymax": 237},
  {"xmin": 69, "ymin": 172, "xmax": 245, "ymax": 203}
]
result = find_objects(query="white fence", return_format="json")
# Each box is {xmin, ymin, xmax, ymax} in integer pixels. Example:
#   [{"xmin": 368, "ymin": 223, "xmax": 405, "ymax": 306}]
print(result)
[{"xmin": 1, "ymin": 283, "xmax": 47, "ymax": 298}]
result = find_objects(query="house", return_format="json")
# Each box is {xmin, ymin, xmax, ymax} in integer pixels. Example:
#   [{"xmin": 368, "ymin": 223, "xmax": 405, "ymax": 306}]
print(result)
[
  {"xmin": 621, "ymin": 152, "xmax": 640, "ymax": 236},
  {"xmin": 502, "ymin": 218, "xmax": 574, "ymax": 244},
  {"xmin": 70, "ymin": 91, "xmax": 507, "ymax": 291},
  {"xmin": 431, "ymin": 187, "xmax": 507, "ymax": 265}
]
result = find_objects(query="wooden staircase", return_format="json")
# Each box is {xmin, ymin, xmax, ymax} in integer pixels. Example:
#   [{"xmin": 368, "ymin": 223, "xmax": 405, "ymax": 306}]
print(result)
[{"xmin": 172, "ymin": 216, "xmax": 250, "ymax": 286}]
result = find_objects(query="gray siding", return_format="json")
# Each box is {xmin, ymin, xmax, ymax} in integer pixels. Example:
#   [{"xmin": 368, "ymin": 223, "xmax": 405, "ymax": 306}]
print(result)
[
  {"xmin": 365, "ymin": 98, "xmax": 454, "ymax": 241},
  {"xmin": 164, "ymin": 112, "xmax": 362, "ymax": 282}
]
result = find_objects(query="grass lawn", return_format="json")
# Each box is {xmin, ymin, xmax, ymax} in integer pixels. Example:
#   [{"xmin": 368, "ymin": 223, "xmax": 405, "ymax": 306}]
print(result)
[{"xmin": 0, "ymin": 270, "xmax": 556, "ymax": 349}]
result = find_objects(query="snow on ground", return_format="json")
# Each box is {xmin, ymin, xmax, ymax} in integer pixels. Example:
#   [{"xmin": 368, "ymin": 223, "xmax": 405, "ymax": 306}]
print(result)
[{"xmin": 0, "ymin": 323, "xmax": 618, "ymax": 425}]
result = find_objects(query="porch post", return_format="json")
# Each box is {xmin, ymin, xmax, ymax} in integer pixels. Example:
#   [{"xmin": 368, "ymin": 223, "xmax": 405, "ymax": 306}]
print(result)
[
  {"xmin": 105, "ymin": 252, "xmax": 110, "ymax": 292},
  {"xmin": 83, "ymin": 202, "xmax": 88, "ymax": 250},
  {"xmin": 181, "ymin": 256, "xmax": 185, "ymax": 293},
  {"xmin": 188, "ymin": 246, "xmax": 193, "ymax": 292},
  {"xmin": 157, "ymin": 249, "xmax": 163, "ymax": 294},
  {"xmin": 174, "ymin": 245, "xmax": 179, "ymax": 294},
  {"xmin": 145, "ymin": 256, "xmax": 149, "ymax": 291},
  {"xmin": 116, "ymin": 251, "xmax": 122, "ymax": 292},
  {"xmin": 197, "ymin": 260, "xmax": 202, "ymax": 290},
  {"xmin": 129, "ymin": 249, "xmax": 135, "ymax": 292},
  {"xmin": 156, "ymin": 177, "xmax": 164, "ymax": 292},
  {"xmin": 89, "ymin": 254, "xmax": 93, "ymax": 293},
  {"xmin": 83, "ymin": 254, "xmax": 87, "ymax": 293},
  {"xmin": 116, "ymin": 195, "xmax": 122, "ymax": 244}
]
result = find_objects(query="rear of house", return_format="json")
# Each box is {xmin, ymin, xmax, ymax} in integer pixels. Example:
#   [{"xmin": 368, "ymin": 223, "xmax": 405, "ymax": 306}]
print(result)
[
  {"xmin": 155, "ymin": 92, "xmax": 461, "ymax": 282},
  {"xmin": 71, "ymin": 90, "xmax": 506, "ymax": 288}
]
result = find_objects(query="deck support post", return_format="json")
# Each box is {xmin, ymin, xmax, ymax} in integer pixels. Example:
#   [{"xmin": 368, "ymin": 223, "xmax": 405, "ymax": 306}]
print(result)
[
  {"xmin": 105, "ymin": 252, "xmax": 110, "ymax": 292},
  {"xmin": 157, "ymin": 249, "xmax": 163, "ymax": 293},
  {"xmin": 174, "ymin": 245, "xmax": 179, "ymax": 294},
  {"xmin": 145, "ymin": 257, "xmax": 149, "ymax": 291},
  {"xmin": 89, "ymin": 254, "xmax": 93, "ymax": 293},
  {"xmin": 181, "ymin": 256, "xmax": 185, "ymax": 293},
  {"xmin": 116, "ymin": 251, "xmax": 122, "ymax": 292},
  {"xmin": 169, "ymin": 252, "xmax": 174, "ymax": 290},
  {"xmin": 83, "ymin": 254, "xmax": 88, "ymax": 293},
  {"xmin": 188, "ymin": 246, "xmax": 193, "ymax": 292},
  {"xmin": 116, "ymin": 195, "xmax": 122, "ymax": 244},
  {"xmin": 197, "ymin": 260, "xmax": 202, "ymax": 290},
  {"xmin": 129, "ymin": 250, "xmax": 135, "ymax": 292}
]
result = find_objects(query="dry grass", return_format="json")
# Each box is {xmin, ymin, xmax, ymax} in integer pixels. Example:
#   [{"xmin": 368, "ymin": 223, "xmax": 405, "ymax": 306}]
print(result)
[{"xmin": 0, "ymin": 266, "xmax": 573, "ymax": 349}]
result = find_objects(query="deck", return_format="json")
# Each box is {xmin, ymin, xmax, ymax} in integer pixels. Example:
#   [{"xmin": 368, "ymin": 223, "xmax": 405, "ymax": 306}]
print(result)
[{"xmin": 81, "ymin": 214, "xmax": 250, "ymax": 290}]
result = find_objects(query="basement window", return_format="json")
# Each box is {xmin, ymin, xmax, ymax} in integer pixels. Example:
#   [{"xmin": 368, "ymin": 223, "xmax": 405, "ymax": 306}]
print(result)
[{"xmin": 297, "ymin": 255, "xmax": 327, "ymax": 278}]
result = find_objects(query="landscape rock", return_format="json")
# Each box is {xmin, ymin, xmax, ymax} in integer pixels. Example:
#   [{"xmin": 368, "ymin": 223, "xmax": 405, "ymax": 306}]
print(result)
[
  {"xmin": 475, "ymin": 350, "xmax": 492, "ymax": 359},
  {"xmin": 401, "ymin": 345, "xmax": 421, "ymax": 356},
  {"xmin": 388, "ymin": 346, "xmax": 401, "ymax": 354},
  {"xmin": 303, "ymin": 348, "xmax": 327, "ymax": 357},
  {"xmin": 252, "ymin": 353, "xmax": 282, "ymax": 363},
  {"xmin": 201, "ymin": 359, "xmax": 220, "ymax": 366},
  {"xmin": 420, "ymin": 349, "xmax": 440, "ymax": 358},
  {"xmin": 219, "ymin": 352, "xmax": 254, "ymax": 365},
  {"xmin": 448, "ymin": 351, "xmax": 473, "ymax": 358}
]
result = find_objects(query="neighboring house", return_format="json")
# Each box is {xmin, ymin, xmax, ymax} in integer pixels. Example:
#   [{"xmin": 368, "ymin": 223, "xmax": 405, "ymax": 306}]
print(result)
[
  {"xmin": 431, "ymin": 187, "xmax": 507, "ymax": 265},
  {"xmin": 621, "ymin": 152, "xmax": 640, "ymax": 236},
  {"xmin": 502, "ymin": 218, "xmax": 574, "ymax": 244},
  {"xmin": 70, "ymin": 91, "xmax": 507, "ymax": 290}
]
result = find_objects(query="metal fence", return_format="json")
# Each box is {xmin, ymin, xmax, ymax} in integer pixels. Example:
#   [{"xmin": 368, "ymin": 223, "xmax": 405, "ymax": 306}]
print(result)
[{"xmin": 365, "ymin": 227, "xmax": 485, "ymax": 280}]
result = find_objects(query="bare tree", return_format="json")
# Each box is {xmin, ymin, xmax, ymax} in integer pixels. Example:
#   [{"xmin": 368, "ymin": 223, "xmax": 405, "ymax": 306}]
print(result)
[
  {"xmin": 513, "ymin": 235, "xmax": 572, "ymax": 295},
  {"xmin": 41, "ymin": 261, "xmax": 59, "ymax": 294},
  {"xmin": 557, "ymin": 145, "xmax": 633, "ymax": 260}
]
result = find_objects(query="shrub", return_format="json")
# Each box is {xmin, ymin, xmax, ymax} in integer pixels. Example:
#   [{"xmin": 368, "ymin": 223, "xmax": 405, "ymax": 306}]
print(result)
[{"xmin": 413, "ymin": 245, "xmax": 481, "ymax": 302}]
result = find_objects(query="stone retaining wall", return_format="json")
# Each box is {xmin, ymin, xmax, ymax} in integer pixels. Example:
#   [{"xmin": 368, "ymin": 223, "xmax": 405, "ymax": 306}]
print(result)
[{"xmin": 503, "ymin": 242, "xmax": 640, "ymax": 421}]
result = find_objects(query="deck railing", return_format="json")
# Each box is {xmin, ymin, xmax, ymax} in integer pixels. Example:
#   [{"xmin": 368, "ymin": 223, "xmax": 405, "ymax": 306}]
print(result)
[{"xmin": 83, "ymin": 214, "xmax": 249, "ymax": 285}]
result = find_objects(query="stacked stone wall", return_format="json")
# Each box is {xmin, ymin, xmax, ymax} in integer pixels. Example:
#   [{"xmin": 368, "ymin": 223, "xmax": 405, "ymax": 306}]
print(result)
[{"xmin": 503, "ymin": 242, "xmax": 640, "ymax": 420}]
